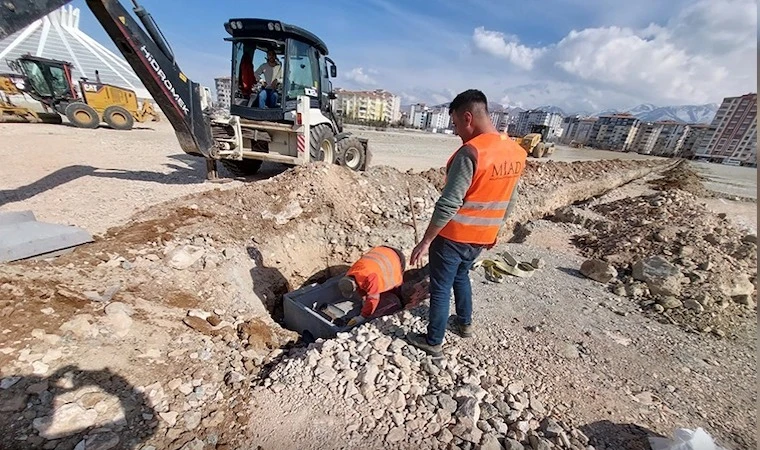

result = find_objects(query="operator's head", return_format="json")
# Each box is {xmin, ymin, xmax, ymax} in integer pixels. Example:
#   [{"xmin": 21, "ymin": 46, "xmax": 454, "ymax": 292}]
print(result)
[
  {"xmin": 338, "ymin": 276, "xmax": 358, "ymax": 299},
  {"xmin": 267, "ymin": 49, "xmax": 278, "ymax": 64},
  {"xmin": 449, "ymin": 89, "xmax": 490, "ymax": 143}
]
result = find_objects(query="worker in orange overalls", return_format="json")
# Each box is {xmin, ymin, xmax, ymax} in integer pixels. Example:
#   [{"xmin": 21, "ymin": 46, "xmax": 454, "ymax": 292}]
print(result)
[{"xmin": 339, "ymin": 246, "xmax": 405, "ymax": 327}]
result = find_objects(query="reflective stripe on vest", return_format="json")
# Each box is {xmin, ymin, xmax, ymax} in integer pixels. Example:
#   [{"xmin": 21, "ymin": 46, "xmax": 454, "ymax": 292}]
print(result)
[{"xmin": 439, "ymin": 133, "xmax": 526, "ymax": 245}]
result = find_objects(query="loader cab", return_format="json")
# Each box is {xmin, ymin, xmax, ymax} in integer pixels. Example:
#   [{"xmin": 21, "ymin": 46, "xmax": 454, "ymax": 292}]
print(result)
[
  {"xmin": 225, "ymin": 19, "xmax": 338, "ymax": 123},
  {"xmin": 11, "ymin": 55, "xmax": 76, "ymax": 104}
]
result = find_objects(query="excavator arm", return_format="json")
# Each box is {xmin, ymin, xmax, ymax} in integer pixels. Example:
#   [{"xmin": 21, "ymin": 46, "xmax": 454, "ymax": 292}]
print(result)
[{"xmin": 0, "ymin": 0, "xmax": 214, "ymax": 158}]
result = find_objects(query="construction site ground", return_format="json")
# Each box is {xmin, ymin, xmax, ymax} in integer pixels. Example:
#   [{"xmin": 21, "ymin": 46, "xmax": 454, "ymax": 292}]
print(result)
[{"xmin": 0, "ymin": 121, "xmax": 756, "ymax": 450}]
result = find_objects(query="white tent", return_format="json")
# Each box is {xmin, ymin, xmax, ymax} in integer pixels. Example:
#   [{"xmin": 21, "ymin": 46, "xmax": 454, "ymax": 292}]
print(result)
[{"xmin": 0, "ymin": 5, "xmax": 152, "ymax": 100}]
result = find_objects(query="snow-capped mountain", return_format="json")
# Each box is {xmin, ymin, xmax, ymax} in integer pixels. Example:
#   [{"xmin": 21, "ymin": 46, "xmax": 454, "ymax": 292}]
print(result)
[
  {"xmin": 592, "ymin": 103, "xmax": 719, "ymax": 124},
  {"xmin": 534, "ymin": 105, "xmax": 567, "ymax": 116}
]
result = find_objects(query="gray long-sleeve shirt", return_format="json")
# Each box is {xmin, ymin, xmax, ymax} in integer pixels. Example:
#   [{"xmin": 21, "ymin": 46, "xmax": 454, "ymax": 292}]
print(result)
[{"xmin": 430, "ymin": 144, "xmax": 519, "ymax": 228}]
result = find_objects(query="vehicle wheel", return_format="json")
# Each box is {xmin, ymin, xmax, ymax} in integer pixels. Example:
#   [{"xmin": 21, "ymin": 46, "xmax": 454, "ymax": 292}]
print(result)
[
  {"xmin": 220, "ymin": 159, "xmax": 263, "ymax": 177},
  {"xmin": 531, "ymin": 143, "xmax": 545, "ymax": 158},
  {"xmin": 103, "ymin": 105, "xmax": 135, "ymax": 130},
  {"xmin": 336, "ymin": 136, "xmax": 366, "ymax": 171},
  {"xmin": 64, "ymin": 102, "xmax": 99, "ymax": 129},
  {"xmin": 310, "ymin": 124, "xmax": 336, "ymax": 163}
]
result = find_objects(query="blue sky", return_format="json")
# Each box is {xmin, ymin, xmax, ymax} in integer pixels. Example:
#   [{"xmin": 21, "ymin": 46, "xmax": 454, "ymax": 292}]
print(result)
[{"xmin": 70, "ymin": 0, "xmax": 757, "ymax": 112}]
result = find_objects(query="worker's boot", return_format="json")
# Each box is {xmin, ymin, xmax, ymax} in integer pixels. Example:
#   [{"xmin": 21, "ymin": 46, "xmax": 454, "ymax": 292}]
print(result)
[
  {"xmin": 408, "ymin": 333, "xmax": 443, "ymax": 358},
  {"xmin": 455, "ymin": 321, "xmax": 473, "ymax": 338}
]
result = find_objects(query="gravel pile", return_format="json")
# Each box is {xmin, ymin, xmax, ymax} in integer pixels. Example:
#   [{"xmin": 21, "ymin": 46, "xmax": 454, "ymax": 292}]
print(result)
[
  {"xmin": 566, "ymin": 189, "xmax": 757, "ymax": 336},
  {"xmin": 259, "ymin": 310, "xmax": 595, "ymax": 449}
]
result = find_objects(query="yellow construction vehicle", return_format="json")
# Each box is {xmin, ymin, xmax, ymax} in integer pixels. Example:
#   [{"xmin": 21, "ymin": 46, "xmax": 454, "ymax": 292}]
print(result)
[
  {"xmin": 0, "ymin": 72, "xmax": 62, "ymax": 124},
  {"xmin": 3, "ymin": 54, "xmax": 158, "ymax": 130},
  {"xmin": 514, "ymin": 124, "xmax": 556, "ymax": 158}
]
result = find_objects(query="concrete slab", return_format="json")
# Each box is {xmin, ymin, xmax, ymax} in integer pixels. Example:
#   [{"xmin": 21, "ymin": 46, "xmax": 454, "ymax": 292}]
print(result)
[{"xmin": 0, "ymin": 211, "xmax": 92, "ymax": 263}]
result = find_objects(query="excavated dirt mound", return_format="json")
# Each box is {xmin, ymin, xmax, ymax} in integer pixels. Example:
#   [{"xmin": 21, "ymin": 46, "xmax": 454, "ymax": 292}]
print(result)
[
  {"xmin": 570, "ymin": 189, "xmax": 757, "ymax": 336},
  {"xmin": 647, "ymin": 160, "xmax": 714, "ymax": 198}
]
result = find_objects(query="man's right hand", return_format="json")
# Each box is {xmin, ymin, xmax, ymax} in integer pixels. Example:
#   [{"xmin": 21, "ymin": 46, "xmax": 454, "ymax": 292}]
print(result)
[{"xmin": 410, "ymin": 239, "xmax": 431, "ymax": 267}]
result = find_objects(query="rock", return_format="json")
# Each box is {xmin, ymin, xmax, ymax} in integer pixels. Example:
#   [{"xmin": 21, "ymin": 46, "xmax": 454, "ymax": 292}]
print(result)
[
  {"xmin": 580, "ymin": 259, "xmax": 618, "ymax": 283},
  {"xmin": 27, "ymin": 380, "xmax": 49, "ymax": 395},
  {"xmin": 696, "ymin": 293, "xmax": 714, "ymax": 307},
  {"xmin": 733, "ymin": 294, "xmax": 756, "ymax": 307},
  {"xmin": 719, "ymin": 276, "xmax": 755, "ymax": 298},
  {"xmin": 632, "ymin": 256, "xmax": 683, "ymax": 297},
  {"xmin": 529, "ymin": 395, "xmax": 545, "ymax": 414},
  {"xmin": 439, "ymin": 428, "xmax": 454, "ymax": 444},
  {"xmin": 657, "ymin": 297, "xmax": 683, "ymax": 310},
  {"xmin": 439, "ymin": 393, "xmax": 458, "ymax": 413},
  {"xmin": 184, "ymin": 410, "xmax": 202, "ymax": 430},
  {"xmin": 59, "ymin": 314, "xmax": 94, "ymax": 337},
  {"xmin": 503, "ymin": 438, "xmax": 525, "ymax": 450},
  {"xmin": 224, "ymin": 371, "xmax": 245, "ymax": 386},
  {"xmin": 559, "ymin": 344, "xmax": 579, "ymax": 360},
  {"xmin": 80, "ymin": 432, "xmax": 119, "ymax": 450},
  {"xmin": 683, "ymin": 298, "xmax": 704, "ymax": 313},
  {"xmin": 507, "ymin": 381, "xmax": 524, "ymax": 395},
  {"xmin": 530, "ymin": 258, "xmax": 546, "ymax": 269},
  {"xmin": 359, "ymin": 363, "xmax": 380, "ymax": 385},
  {"xmin": 742, "ymin": 234, "xmax": 757, "ymax": 244},
  {"xmin": 528, "ymin": 435, "xmax": 552, "ymax": 450},
  {"xmin": 165, "ymin": 245, "xmax": 205, "ymax": 270},
  {"xmin": 42, "ymin": 349, "xmax": 62, "ymax": 364},
  {"xmin": 0, "ymin": 376, "xmax": 21, "ymax": 389},
  {"xmin": 159, "ymin": 411, "xmax": 178, "ymax": 427},
  {"xmin": 386, "ymin": 426, "xmax": 405, "ymax": 443},
  {"xmin": 183, "ymin": 316, "xmax": 217, "ymax": 335},
  {"xmin": 480, "ymin": 433, "xmax": 503, "ymax": 450},
  {"xmin": 181, "ymin": 438, "xmax": 206, "ymax": 450},
  {"xmin": 32, "ymin": 360, "xmax": 49, "ymax": 375},
  {"xmin": 34, "ymin": 403, "xmax": 98, "ymax": 439},
  {"xmin": 104, "ymin": 302, "xmax": 133, "ymax": 317},
  {"xmin": 316, "ymin": 366, "xmax": 337, "ymax": 383},
  {"xmin": 178, "ymin": 383, "xmax": 194, "ymax": 395},
  {"xmin": 0, "ymin": 391, "xmax": 28, "ymax": 412},
  {"xmin": 456, "ymin": 396, "xmax": 481, "ymax": 430},
  {"xmin": 480, "ymin": 402, "xmax": 498, "ymax": 421},
  {"xmin": 540, "ymin": 417, "xmax": 563, "ymax": 438},
  {"xmin": 653, "ymin": 304, "xmax": 665, "ymax": 313},
  {"xmin": 104, "ymin": 312, "xmax": 132, "ymax": 338}
]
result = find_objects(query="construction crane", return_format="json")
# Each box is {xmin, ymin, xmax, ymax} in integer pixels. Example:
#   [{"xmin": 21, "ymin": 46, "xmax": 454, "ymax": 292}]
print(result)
[{"xmin": 0, "ymin": 0, "xmax": 371, "ymax": 179}]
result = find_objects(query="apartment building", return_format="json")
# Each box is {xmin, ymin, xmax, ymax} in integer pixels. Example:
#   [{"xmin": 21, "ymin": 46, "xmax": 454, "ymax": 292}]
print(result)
[
  {"xmin": 589, "ymin": 114, "xmax": 640, "ymax": 151},
  {"xmin": 489, "ymin": 111, "xmax": 509, "ymax": 132},
  {"xmin": 694, "ymin": 93, "xmax": 757, "ymax": 166},
  {"xmin": 678, "ymin": 125, "xmax": 712, "ymax": 159},
  {"xmin": 561, "ymin": 116, "xmax": 597, "ymax": 145},
  {"xmin": 336, "ymin": 89, "xmax": 402, "ymax": 123},
  {"xmin": 515, "ymin": 110, "xmax": 564, "ymax": 138},
  {"xmin": 214, "ymin": 76, "xmax": 232, "ymax": 109},
  {"xmin": 408, "ymin": 104, "xmax": 429, "ymax": 129},
  {"xmin": 629, "ymin": 122, "xmax": 664, "ymax": 154},
  {"xmin": 651, "ymin": 122, "xmax": 689, "ymax": 156},
  {"xmin": 427, "ymin": 106, "xmax": 451, "ymax": 130}
]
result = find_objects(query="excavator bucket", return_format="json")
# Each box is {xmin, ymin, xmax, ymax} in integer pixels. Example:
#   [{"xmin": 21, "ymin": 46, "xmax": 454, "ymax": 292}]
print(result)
[{"xmin": 0, "ymin": 1, "xmax": 71, "ymax": 40}]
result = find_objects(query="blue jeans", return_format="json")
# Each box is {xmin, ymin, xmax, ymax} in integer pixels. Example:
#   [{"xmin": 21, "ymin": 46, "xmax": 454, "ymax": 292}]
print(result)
[
  {"xmin": 426, "ymin": 235, "xmax": 483, "ymax": 345},
  {"xmin": 258, "ymin": 88, "xmax": 278, "ymax": 108}
]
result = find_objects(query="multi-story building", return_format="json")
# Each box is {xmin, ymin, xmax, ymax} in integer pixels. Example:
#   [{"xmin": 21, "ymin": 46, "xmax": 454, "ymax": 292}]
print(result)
[
  {"xmin": 678, "ymin": 124, "xmax": 712, "ymax": 159},
  {"xmin": 515, "ymin": 110, "xmax": 564, "ymax": 138},
  {"xmin": 336, "ymin": 88, "xmax": 402, "ymax": 123},
  {"xmin": 561, "ymin": 116, "xmax": 597, "ymax": 145},
  {"xmin": 409, "ymin": 104, "xmax": 429, "ymax": 129},
  {"xmin": 629, "ymin": 122, "xmax": 664, "ymax": 154},
  {"xmin": 694, "ymin": 93, "xmax": 757, "ymax": 166},
  {"xmin": 427, "ymin": 106, "xmax": 451, "ymax": 131},
  {"xmin": 214, "ymin": 76, "xmax": 231, "ymax": 109},
  {"xmin": 589, "ymin": 114, "xmax": 641, "ymax": 151},
  {"xmin": 651, "ymin": 121, "xmax": 689, "ymax": 156},
  {"xmin": 489, "ymin": 111, "xmax": 509, "ymax": 132}
]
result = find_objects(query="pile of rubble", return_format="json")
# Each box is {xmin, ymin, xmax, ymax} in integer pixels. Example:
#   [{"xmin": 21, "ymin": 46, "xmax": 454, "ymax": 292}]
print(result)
[
  {"xmin": 646, "ymin": 161, "xmax": 715, "ymax": 198},
  {"xmin": 566, "ymin": 189, "xmax": 757, "ymax": 336},
  {"xmin": 258, "ymin": 310, "xmax": 594, "ymax": 450}
]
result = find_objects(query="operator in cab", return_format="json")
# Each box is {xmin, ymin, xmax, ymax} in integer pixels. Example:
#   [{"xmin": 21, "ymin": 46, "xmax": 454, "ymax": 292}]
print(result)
[
  {"xmin": 254, "ymin": 48, "xmax": 283, "ymax": 108},
  {"xmin": 339, "ymin": 246, "xmax": 406, "ymax": 328}
]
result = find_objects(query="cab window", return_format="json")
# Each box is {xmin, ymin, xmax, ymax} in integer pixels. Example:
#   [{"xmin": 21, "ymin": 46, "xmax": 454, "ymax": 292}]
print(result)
[{"xmin": 286, "ymin": 39, "xmax": 319, "ymax": 100}]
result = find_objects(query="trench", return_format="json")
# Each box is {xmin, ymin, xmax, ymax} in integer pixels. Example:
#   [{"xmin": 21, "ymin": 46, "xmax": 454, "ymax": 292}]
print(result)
[{"xmin": 249, "ymin": 159, "xmax": 674, "ymax": 345}]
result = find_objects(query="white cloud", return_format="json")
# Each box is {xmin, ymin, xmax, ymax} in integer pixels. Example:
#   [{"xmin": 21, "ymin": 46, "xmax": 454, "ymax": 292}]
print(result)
[
  {"xmin": 342, "ymin": 67, "xmax": 378, "ymax": 86},
  {"xmin": 472, "ymin": 0, "xmax": 757, "ymax": 111},
  {"xmin": 472, "ymin": 27, "xmax": 545, "ymax": 70}
]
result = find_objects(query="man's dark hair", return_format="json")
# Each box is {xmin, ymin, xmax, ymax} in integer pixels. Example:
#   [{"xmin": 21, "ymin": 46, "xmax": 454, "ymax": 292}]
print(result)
[{"xmin": 449, "ymin": 89, "xmax": 489, "ymax": 115}]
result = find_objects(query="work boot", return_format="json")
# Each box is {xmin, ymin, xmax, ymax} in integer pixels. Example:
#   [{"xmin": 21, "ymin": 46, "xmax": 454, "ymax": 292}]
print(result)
[
  {"xmin": 407, "ymin": 333, "xmax": 443, "ymax": 358},
  {"xmin": 456, "ymin": 321, "xmax": 473, "ymax": 338}
]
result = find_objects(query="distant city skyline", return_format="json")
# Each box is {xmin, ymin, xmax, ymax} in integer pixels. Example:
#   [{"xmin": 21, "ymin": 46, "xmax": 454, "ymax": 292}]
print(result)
[{"xmin": 67, "ymin": 0, "xmax": 755, "ymax": 112}]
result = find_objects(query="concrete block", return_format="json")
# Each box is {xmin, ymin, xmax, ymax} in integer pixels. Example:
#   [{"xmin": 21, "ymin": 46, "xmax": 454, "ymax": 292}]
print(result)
[{"xmin": 0, "ymin": 212, "xmax": 92, "ymax": 263}]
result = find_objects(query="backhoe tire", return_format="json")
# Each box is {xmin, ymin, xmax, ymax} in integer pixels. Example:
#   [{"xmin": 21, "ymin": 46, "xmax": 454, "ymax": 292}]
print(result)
[
  {"xmin": 531, "ymin": 143, "xmax": 545, "ymax": 158},
  {"xmin": 310, "ymin": 124, "xmax": 336, "ymax": 163},
  {"xmin": 65, "ymin": 102, "xmax": 100, "ymax": 129},
  {"xmin": 103, "ymin": 105, "xmax": 135, "ymax": 130},
  {"xmin": 220, "ymin": 159, "xmax": 263, "ymax": 177},
  {"xmin": 336, "ymin": 136, "xmax": 366, "ymax": 171}
]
